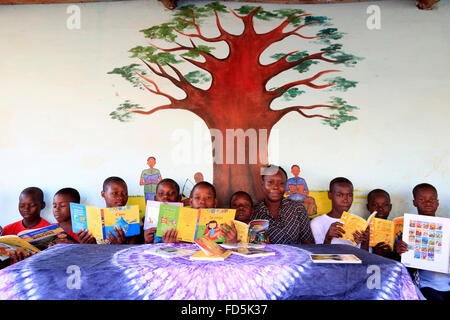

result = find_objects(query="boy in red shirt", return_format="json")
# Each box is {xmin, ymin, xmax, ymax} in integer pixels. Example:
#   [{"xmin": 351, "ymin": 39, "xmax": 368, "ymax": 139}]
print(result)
[
  {"xmin": 53, "ymin": 187, "xmax": 96, "ymax": 244},
  {"xmin": 3, "ymin": 187, "xmax": 51, "ymax": 236}
]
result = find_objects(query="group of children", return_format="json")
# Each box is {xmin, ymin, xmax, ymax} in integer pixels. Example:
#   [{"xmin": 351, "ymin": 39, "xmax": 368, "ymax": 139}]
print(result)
[{"xmin": 0, "ymin": 165, "xmax": 448, "ymax": 300}]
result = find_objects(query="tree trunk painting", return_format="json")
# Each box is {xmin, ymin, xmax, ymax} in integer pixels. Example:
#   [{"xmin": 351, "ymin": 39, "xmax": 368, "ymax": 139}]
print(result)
[{"xmin": 109, "ymin": 2, "xmax": 361, "ymax": 206}]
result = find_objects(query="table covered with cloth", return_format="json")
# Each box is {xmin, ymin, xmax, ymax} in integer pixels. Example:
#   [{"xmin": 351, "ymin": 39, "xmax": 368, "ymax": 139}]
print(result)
[{"xmin": 0, "ymin": 243, "xmax": 420, "ymax": 300}]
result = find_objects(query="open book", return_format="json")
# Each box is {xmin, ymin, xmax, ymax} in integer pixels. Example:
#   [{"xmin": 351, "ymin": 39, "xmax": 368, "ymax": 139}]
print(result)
[
  {"xmin": 0, "ymin": 236, "xmax": 40, "ymax": 261},
  {"xmin": 70, "ymin": 203, "xmax": 140, "ymax": 241},
  {"xmin": 155, "ymin": 204, "xmax": 235, "ymax": 243},
  {"xmin": 143, "ymin": 200, "xmax": 183, "ymax": 230},
  {"xmin": 18, "ymin": 224, "xmax": 75, "ymax": 250},
  {"xmin": 368, "ymin": 213, "xmax": 404, "ymax": 250}
]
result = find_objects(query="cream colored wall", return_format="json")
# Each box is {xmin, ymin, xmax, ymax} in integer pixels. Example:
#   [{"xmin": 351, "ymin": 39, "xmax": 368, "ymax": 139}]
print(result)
[{"xmin": 0, "ymin": 0, "xmax": 448, "ymax": 227}]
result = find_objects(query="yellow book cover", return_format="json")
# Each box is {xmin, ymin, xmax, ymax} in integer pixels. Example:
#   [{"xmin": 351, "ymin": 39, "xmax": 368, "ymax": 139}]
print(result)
[
  {"xmin": 393, "ymin": 216, "xmax": 404, "ymax": 241},
  {"xmin": 369, "ymin": 217, "xmax": 395, "ymax": 249},
  {"xmin": 189, "ymin": 250, "xmax": 232, "ymax": 261},
  {"xmin": 339, "ymin": 211, "xmax": 369, "ymax": 245},
  {"xmin": 156, "ymin": 205, "xmax": 199, "ymax": 243},
  {"xmin": 233, "ymin": 220, "xmax": 249, "ymax": 243}
]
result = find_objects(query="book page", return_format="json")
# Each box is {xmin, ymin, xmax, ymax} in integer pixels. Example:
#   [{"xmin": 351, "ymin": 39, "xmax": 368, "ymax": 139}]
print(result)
[
  {"xmin": 233, "ymin": 220, "xmax": 249, "ymax": 243},
  {"xmin": 85, "ymin": 205, "xmax": 104, "ymax": 240},
  {"xmin": 401, "ymin": 213, "xmax": 450, "ymax": 273},
  {"xmin": 156, "ymin": 204, "xmax": 181, "ymax": 238},
  {"xmin": 339, "ymin": 211, "xmax": 369, "ymax": 245},
  {"xmin": 144, "ymin": 200, "xmax": 183, "ymax": 230},
  {"xmin": 369, "ymin": 218, "xmax": 394, "ymax": 249},
  {"xmin": 176, "ymin": 207, "xmax": 200, "ymax": 243}
]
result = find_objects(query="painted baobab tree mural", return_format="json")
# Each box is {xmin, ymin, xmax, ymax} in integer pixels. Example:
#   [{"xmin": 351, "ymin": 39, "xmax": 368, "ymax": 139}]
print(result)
[{"xmin": 109, "ymin": 2, "xmax": 361, "ymax": 206}]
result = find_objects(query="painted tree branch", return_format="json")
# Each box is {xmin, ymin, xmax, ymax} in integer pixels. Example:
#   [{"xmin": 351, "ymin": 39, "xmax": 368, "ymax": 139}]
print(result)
[{"xmin": 271, "ymin": 104, "xmax": 337, "ymax": 123}]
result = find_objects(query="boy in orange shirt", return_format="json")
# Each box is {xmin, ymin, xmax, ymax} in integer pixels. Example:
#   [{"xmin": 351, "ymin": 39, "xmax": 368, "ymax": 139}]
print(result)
[{"xmin": 2, "ymin": 187, "xmax": 51, "ymax": 236}]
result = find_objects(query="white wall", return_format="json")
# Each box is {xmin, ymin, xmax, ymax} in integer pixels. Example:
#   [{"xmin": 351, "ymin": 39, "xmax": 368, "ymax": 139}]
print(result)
[{"xmin": 0, "ymin": 0, "xmax": 448, "ymax": 227}]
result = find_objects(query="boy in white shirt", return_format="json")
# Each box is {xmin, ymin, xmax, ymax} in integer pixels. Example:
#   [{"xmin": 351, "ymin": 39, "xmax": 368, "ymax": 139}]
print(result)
[{"xmin": 310, "ymin": 177, "xmax": 368, "ymax": 249}]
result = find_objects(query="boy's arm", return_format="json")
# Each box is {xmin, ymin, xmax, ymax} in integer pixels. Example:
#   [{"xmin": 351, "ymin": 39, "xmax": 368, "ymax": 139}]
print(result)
[{"xmin": 324, "ymin": 222, "xmax": 345, "ymax": 244}]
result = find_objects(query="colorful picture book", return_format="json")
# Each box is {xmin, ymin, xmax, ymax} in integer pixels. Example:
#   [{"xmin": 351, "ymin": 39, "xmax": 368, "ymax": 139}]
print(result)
[
  {"xmin": 189, "ymin": 250, "xmax": 232, "ymax": 261},
  {"xmin": 18, "ymin": 224, "xmax": 75, "ymax": 250},
  {"xmin": 339, "ymin": 211, "xmax": 369, "ymax": 245},
  {"xmin": 155, "ymin": 204, "xmax": 235, "ymax": 243},
  {"xmin": 401, "ymin": 213, "xmax": 449, "ymax": 273},
  {"xmin": 0, "ymin": 236, "xmax": 40, "ymax": 261},
  {"xmin": 368, "ymin": 215, "xmax": 404, "ymax": 249},
  {"xmin": 143, "ymin": 200, "xmax": 183, "ymax": 230},
  {"xmin": 70, "ymin": 203, "xmax": 140, "ymax": 241},
  {"xmin": 248, "ymin": 220, "xmax": 269, "ymax": 244},
  {"xmin": 144, "ymin": 246, "xmax": 196, "ymax": 258},
  {"xmin": 233, "ymin": 220, "xmax": 250, "ymax": 244},
  {"xmin": 310, "ymin": 254, "xmax": 362, "ymax": 264}
]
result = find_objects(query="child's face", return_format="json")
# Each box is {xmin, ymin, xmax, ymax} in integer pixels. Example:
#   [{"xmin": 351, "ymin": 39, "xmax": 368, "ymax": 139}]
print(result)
[
  {"xmin": 190, "ymin": 185, "xmax": 217, "ymax": 209},
  {"xmin": 231, "ymin": 194, "xmax": 253, "ymax": 223},
  {"xmin": 328, "ymin": 182, "xmax": 353, "ymax": 213},
  {"xmin": 155, "ymin": 183, "xmax": 179, "ymax": 202},
  {"xmin": 102, "ymin": 181, "xmax": 128, "ymax": 208},
  {"xmin": 367, "ymin": 193, "xmax": 392, "ymax": 219},
  {"xmin": 147, "ymin": 158, "xmax": 156, "ymax": 168},
  {"xmin": 18, "ymin": 194, "xmax": 45, "ymax": 221},
  {"xmin": 413, "ymin": 187, "xmax": 439, "ymax": 216},
  {"xmin": 53, "ymin": 194, "xmax": 75, "ymax": 223},
  {"xmin": 262, "ymin": 171, "xmax": 286, "ymax": 202}
]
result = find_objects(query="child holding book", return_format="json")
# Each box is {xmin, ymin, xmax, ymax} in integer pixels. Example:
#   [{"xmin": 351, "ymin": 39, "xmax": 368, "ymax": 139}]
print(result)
[
  {"xmin": 395, "ymin": 183, "xmax": 449, "ymax": 301},
  {"xmin": 162, "ymin": 181, "xmax": 218, "ymax": 243},
  {"xmin": 2, "ymin": 187, "xmax": 51, "ymax": 236},
  {"xmin": 101, "ymin": 176, "xmax": 138, "ymax": 244},
  {"xmin": 310, "ymin": 177, "xmax": 368, "ymax": 249},
  {"xmin": 53, "ymin": 188, "xmax": 96, "ymax": 244},
  {"xmin": 222, "ymin": 191, "xmax": 254, "ymax": 243},
  {"xmin": 366, "ymin": 189, "xmax": 394, "ymax": 257},
  {"xmin": 144, "ymin": 178, "xmax": 181, "ymax": 244}
]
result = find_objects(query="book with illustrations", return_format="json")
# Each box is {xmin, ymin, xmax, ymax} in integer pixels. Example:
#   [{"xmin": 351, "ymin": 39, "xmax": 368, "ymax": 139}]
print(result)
[
  {"xmin": 18, "ymin": 224, "xmax": 75, "ymax": 250},
  {"xmin": 0, "ymin": 235, "xmax": 40, "ymax": 261},
  {"xmin": 310, "ymin": 254, "xmax": 361, "ymax": 264},
  {"xmin": 155, "ymin": 204, "xmax": 235, "ymax": 243},
  {"xmin": 368, "ymin": 214, "xmax": 404, "ymax": 250},
  {"xmin": 144, "ymin": 246, "xmax": 196, "ymax": 258},
  {"xmin": 70, "ymin": 203, "xmax": 140, "ymax": 241},
  {"xmin": 339, "ymin": 211, "xmax": 369, "ymax": 245},
  {"xmin": 190, "ymin": 236, "xmax": 232, "ymax": 261},
  {"xmin": 143, "ymin": 200, "xmax": 183, "ymax": 230},
  {"xmin": 248, "ymin": 220, "xmax": 270, "ymax": 244},
  {"xmin": 401, "ymin": 213, "xmax": 449, "ymax": 273}
]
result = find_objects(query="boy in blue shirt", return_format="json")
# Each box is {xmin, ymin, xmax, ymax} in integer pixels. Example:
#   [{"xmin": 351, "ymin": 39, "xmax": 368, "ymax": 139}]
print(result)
[{"xmin": 396, "ymin": 183, "xmax": 449, "ymax": 301}]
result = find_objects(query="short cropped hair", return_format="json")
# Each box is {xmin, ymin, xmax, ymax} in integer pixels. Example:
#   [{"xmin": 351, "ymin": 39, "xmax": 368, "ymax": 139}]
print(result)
[
  {"xmin": 329, "ymin": 177, "xmax": 353, "ymax": 192},
  {"xmin": 190, "ymin": 181, "xmax": 216, "ymax": 198},
  {"xmin": 261, "ymin": 165, "xmax": 288, "ymax": 181},
  {"xmin": 20, "ymin": 187, "xmax": 44, "ymax": 202},
  {"xmin": 103, "ymin": 176, "xmax": 127, "ymax": 191},
  {"xmin": 229, "ymin": 191, "xmax": 253, "ymax": 207},
  {"xmin": 55, "ymin": 188, "xmax": 81, "ymax": 203},
  {"xmin": 156, "ymin": 178, "xmax": 180, "ymax": 196},
  {"xmin": 413, "ymin": 183, "xmax": 438, "ymax": 199},
  {"xmin": 291, "ymin": 164, "xmax": 300, "ymax": 170},
  {"xmin": 367, "ymin": 189, "xmax": 390, "ymax": 203},
  {"xmin": 147, "ymin": 156, "xmax": 156, "ymax": 161}
]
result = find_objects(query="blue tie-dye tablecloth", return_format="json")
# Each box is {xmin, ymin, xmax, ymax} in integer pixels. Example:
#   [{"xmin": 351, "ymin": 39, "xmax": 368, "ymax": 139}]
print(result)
[{"xmin": 0, "ymin": 243, "xmax": 420, "ymax": 300}]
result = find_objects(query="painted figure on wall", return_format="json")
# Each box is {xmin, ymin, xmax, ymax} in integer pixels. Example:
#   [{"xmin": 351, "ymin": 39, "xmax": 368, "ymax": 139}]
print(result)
[
  {"xmin": 194, "ymin": 172, "xmax": 204, "ymax": 183},
  {"xmin": 110, "ymin": 2, "xmax": 361, "ymax": 206},
  {"xmin": 139, "ymin": 156, "xmax": 162, "ymax": 201},
  {"xmin": 285, "ymin": 164, "xmax": 317, "ymax": 216}
]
